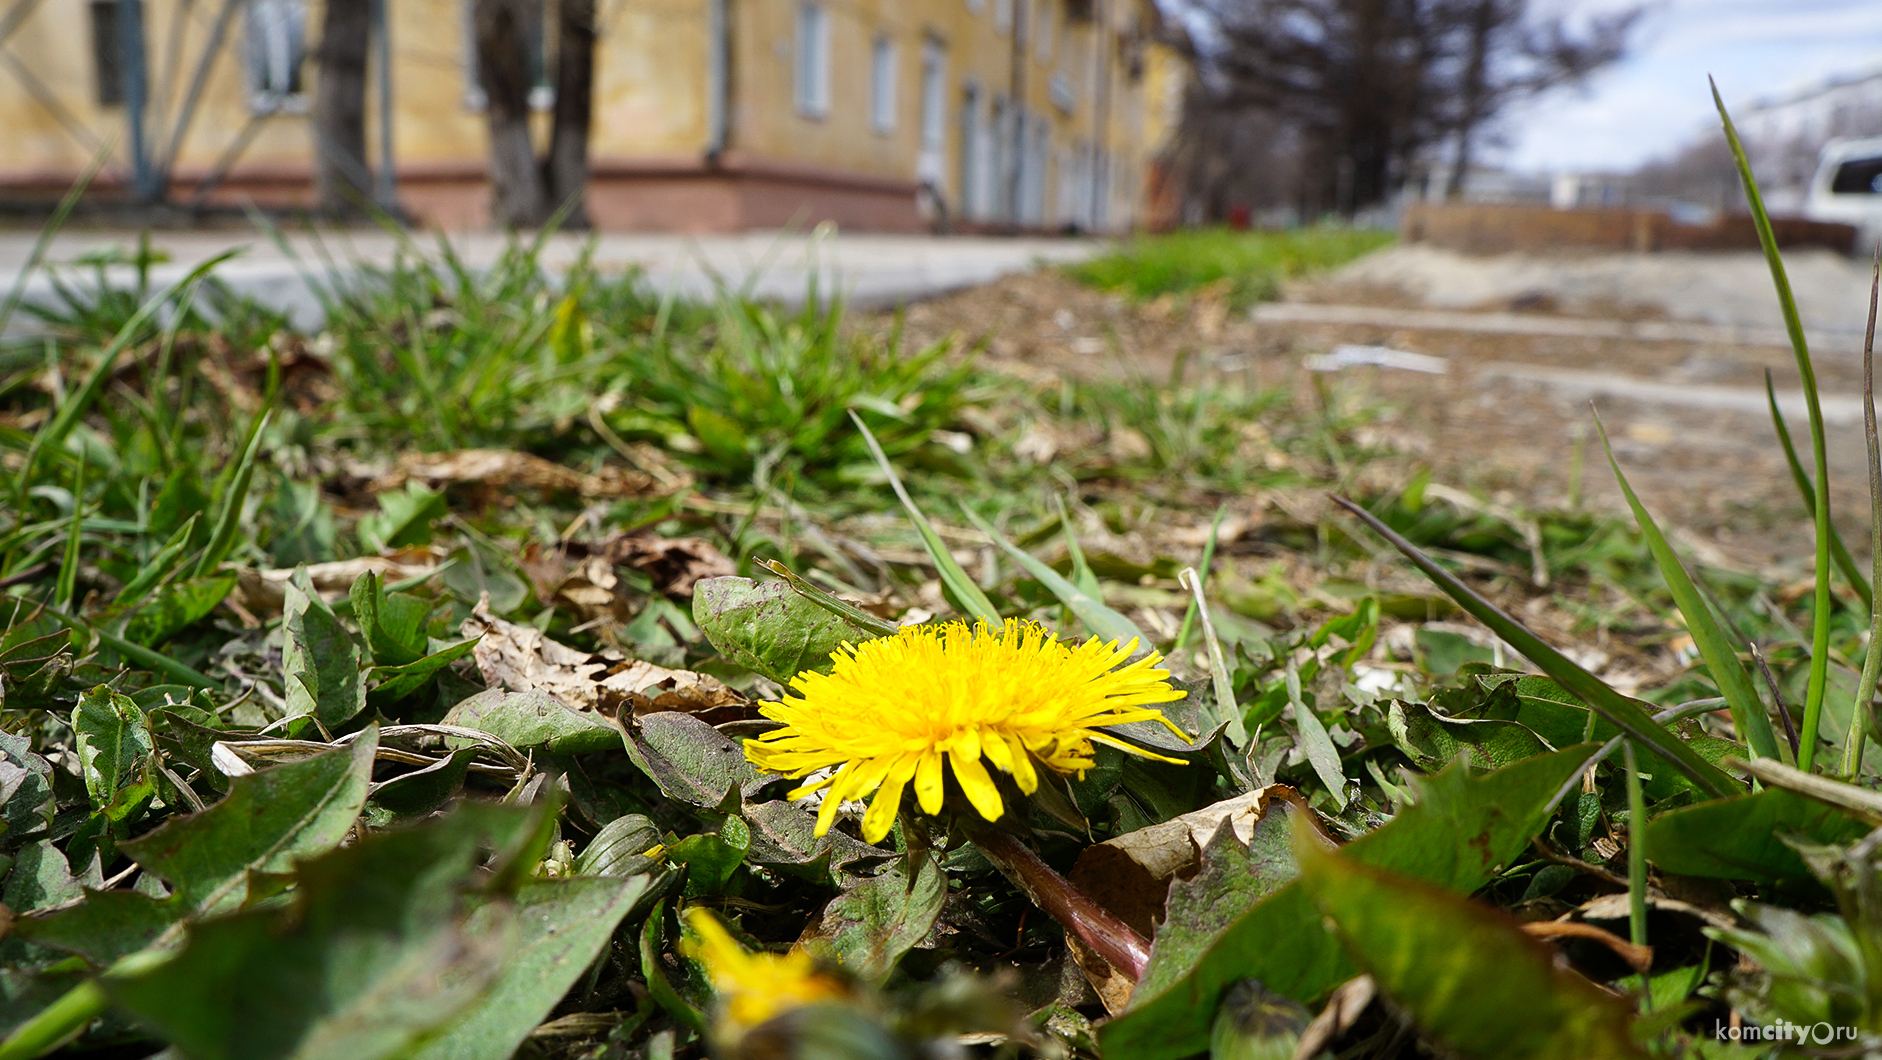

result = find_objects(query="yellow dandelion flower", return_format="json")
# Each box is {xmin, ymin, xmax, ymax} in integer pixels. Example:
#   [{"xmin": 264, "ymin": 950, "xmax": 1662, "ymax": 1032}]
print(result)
[
  {"xmin": 744, "ymin": 619, "xmax": 1189, "ymax": 843},
  {"xmin": 682, "ymin": 908, "xmax": 849, "ymax": 1035}
]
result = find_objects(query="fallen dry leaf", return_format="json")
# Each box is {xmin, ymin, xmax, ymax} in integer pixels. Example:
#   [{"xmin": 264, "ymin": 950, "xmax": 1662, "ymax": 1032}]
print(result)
[
  {"xmin": 368, "ymin": 448, "xmax": 679, "ymax": 500},
  {"xmin": 463, "ymin": 598, "xmax": 747, "ymax": 720},
  {"xmin": 1070, "ymin": 786, "xmax": 1316, "ymax": 938},
  {"xmin": 1063, "ymin": 786, "xmax": 1319, "ymax": 1014},
  {"xmin": 230, "ymin": 547, "xmax": 447, "ymax": 615},
  {"xmin": 596, "ymin": 532, "xmax": 735, "ymax": 598}
]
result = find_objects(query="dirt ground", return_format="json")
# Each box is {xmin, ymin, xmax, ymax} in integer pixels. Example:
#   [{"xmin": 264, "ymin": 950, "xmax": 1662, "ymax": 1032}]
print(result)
[{"xmin": 879, "ymin": 246, "xmax": 1882, "ymax": 578}]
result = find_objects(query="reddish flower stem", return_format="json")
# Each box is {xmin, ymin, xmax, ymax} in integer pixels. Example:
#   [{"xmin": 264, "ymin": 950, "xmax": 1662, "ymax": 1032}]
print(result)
[{"xmin": 968, "ymin": 826, "xmax": 1151, "ymax": 981}]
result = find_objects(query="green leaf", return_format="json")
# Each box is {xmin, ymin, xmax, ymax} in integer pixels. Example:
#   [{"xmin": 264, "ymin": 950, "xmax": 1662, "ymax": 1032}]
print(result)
[
  {"xmin": 369, "ymin": 746, "xmax": 480, "ymax": 819},
  {"xmin": 123, "ymin": 575, "xmax": 235, "ymax": 648},
  {"xmin": 1291, "ymin": 699, "xmax": 1347, "ymax": 810},
  {"xmin": 0, "ymin": 731, "xmax": 56, "ymax": 840},
  {"xmin": 71, "ymin": 686, "xmax": 155, "ymax": 818},
  {"xmin": 1646, "ymin": 788, "xmax": 1870, "ymax": 886},
  {"xmin": 441, "ymin": 689, "xmax": 619, "ymax": 755},
  {"xmin": 407, "ymin": 875, "xmax": 656, "ymax": 1060},
  {"xmin": 668, "ymin": 817, "xmax": 751, "ymax": 896},
  {"xmin": 1101, "ymin": 747, "xmax": 1594, "ymax": 1060},
  {"xmin": 692, "ymin": 576, "xmax": 879, "ymax": 684},
  {"xmin": 807, "ymin": 851, "xmax": 945, "ymax": 982},
  {"xmin": 1296, "ymin": 821, "xmax": 1645, "ymax": 1060},
  {"xmin": 620, "ymin": 712, "xmax": 767, "ymax": 809},
  {"xmin": 849, "ymin": 411, "xmax": 1001, "ymax": 624},
  {"xmin": 358, "ymin": 482, "xmax": 447, "ymax": 553},
  {"xmin": 350, "ymin": 572, "xmax": 431, "ymax": 667},
  {"xmin": 368, "ymin": 639, "xmax": 477, "ymax": 704},
  {"xmin": 574, "ymin": 814, "xmax": 664, "ymax": 878},
  {"xmin": 1331, "ymin": 497, "xmax": 1739, "ymax": 799},
  {"xmin": 2, "ymin": 840, "xmax": 90, "ymax": 915},
  {"xmin": 741, "ymin": 799, "xmax": 887, "ymax": 878},
  {"xmin": 282, "ymin": 569, "xmax": 366, "ymax": 729},
  {"xmin": 958, "ymin": 507, "xmax": 1148, "ymax": 649},
  {"xmin": 102, "ymin": 804, "xmax": 536, "ymax": 1060},
  {"xmin": 1591, "ymin": 414, "xmax": 1780, "ymax": 762},
  {"xmin": 16, "ymin": 729, "xmax": 378, "ymax": 966},
  {"xmin": 1388, "ymin": 700, "xmax": 1549, "ymax": 772},
  {"xmin": 113, "ymin": 513, "xmax": 201, "ymax": 607}
]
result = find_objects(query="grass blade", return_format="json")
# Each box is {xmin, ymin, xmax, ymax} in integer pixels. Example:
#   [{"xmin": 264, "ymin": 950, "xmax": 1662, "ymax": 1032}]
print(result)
[
  {"xmin": 1332, "ymin": 494, "xmax": 1739, "ymax": 799},
  {"xmin": 15, "ymin": 250, "xmax": 243, "ymax": 500},
  {"xmin": 1623, "ymin": 740, "xmax": 1649, "ymax": 955},
  {"xmin": 1845, "ymin": 249, "xmax": 1882, "ymax": 777},
  {"xmin": 957, "ymin": 506, "xmax": 1148, "ymax": 648},
  {"xmin": 193, "ymin": 409, "xmax": 271, "ymax": 578},
  {"xmin": 0, "ymin": 144, "xmax": 110, "ymax": 341},
  {"xmin": 1055, "ymin": 495, "xmax": 1102, "ymax": 599},
  {"xmin": 1715, "ymin": 80, "xmax": 1833, "ymax": 771},
  {"xmin": 1764, "ymin": 372, "xmax": 1869, "ymax": 609},
  {"xmin": 754, "ymin": 558, "xmax": 899, "ymax": 638},
  {"xmin": 849, "ymin": 410, "xmax": 1001, "ymax": 625},
  {"xmin": 112, "ymin": 513, "xmax": 200, "ymax": 606},
  {"xmin": 1592, "ymin": 411, "xmax": 1780, "ymax": 761},
  {"xmin": 1173, "ymin": 504, "xmax": 1229, "ymax": 652},
  {"xmin": 54, "ymin": 452, "xmax": 86, "ymax": 613},
  {"xmin": 1179, "ymin": 566, "xmax": 1246, "ymax": 745}
]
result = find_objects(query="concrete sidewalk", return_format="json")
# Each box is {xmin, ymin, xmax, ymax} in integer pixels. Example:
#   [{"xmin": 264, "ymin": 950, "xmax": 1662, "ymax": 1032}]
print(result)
[{"xmin": 0, "ymin": 227, "xmax": 1103, "ymax": 336}]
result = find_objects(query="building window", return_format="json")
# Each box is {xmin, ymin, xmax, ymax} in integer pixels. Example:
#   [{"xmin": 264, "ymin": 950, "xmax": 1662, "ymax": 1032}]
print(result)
[
  {"xmin": 870, "ymin": 36, "xmax": 897, "ymax": 134},
  {"xmin": 994, "ymin": 0, "xmax": 1011, "ymax": 35},
  {"xmin": 965, "ymin": 0, "xmax": 984, "ymax": 13},
  {"xmin": 245, "ymin": 0, "xmax": 308, "ymax": 114},
  {"xmin": 462, "ymin": 0, "xmax": 553, "ymax": 112},
  {"xmin": 89, "ymin": 0, "xmax": 135, "ymax": 106},
  {"xmin": 795, "ymin": 1, "xmax": 831, "ymax": 118},
  {"xmin": 920, "ymin": 40, "xmax": 946, "ymax": 151}
]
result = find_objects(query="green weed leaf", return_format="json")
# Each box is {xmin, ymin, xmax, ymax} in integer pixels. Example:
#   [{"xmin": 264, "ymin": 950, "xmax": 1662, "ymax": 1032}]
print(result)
[
  {"xmin": 808, "ymin": 851, "xmax": 945, "ymax": 982},
  {"xmin": 123, "ymin": 575, "xmax": 235, "ymax": 648},
  {"xmin": 693, "ymin": 575, "xmax": 879, "ymax": 684},
  {"xmin": 1296, "ymin": 820, "xmax": 1645, "ymax": 1060},
  {"xmin": 407, "ymin": 875, "xmax": 657, "ymax": 1060},
  {"xmin": 282, "ymin": 569, "xmax": 366, "ymax": 730},
  {"xmin": 1101, "ymin": 746, "xmax": 1594, "ymax": 1060},
  {"xmin": 441, "ymin": 689, "xmax": 619, "ymax": 755}
]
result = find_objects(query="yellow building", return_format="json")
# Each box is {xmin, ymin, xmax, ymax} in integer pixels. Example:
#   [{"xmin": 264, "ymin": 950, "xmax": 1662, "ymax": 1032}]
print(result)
[{"xmin": 0, "ymin": 0, "xmax": 1185, "ymax": 232}]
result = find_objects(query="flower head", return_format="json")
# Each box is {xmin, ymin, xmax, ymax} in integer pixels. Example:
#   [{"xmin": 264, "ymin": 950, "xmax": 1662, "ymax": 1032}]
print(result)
[
  {"xmin": 682, "ymin": 908, "xmax": 849, "ymax": 1037},
  {"xmin": 744, "ymin": 619, "xmax": 1188, "ymax": 843}
]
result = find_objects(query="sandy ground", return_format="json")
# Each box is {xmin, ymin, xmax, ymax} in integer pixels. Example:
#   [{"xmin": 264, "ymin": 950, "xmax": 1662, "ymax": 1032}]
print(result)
[{"xmin": 882, "ymin": 244, "xmax": 1882, "ymax": 576}]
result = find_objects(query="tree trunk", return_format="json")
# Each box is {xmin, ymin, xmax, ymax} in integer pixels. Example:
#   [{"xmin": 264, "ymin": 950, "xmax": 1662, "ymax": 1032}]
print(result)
[
  {"xmin": 313, "ymin": 0, "xmax": 373, "ymax": 216},
  {"xmin": 1444, "ymin": 0, "xmax": 1496, "ymax": 200},
  {"xmin": 475, "ymin": 0, "xmax": 547, "ymax": 227},
  {"xmin": 545, "ymin": 0, "xmax": 596, "ymax": 228}
]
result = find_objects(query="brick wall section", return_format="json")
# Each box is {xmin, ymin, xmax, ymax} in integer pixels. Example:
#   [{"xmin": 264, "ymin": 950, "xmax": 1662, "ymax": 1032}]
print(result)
[{"xmin": 1400, "ymin": 202, "xmax": 1858, "ymax": 256}]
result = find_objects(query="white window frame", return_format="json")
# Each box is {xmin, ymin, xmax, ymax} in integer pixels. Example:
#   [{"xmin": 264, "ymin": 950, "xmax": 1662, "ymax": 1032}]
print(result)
[
  {"xmin": 870, "ymin": 35, "xmax": 897, "ymax": 134},
  {"xmin": 795, "ymin": 1, "xmax": 831, "ymax": 119},
  {"xmin": 920, "ymin": 40, "xmax": 946, "ymax": 152}
]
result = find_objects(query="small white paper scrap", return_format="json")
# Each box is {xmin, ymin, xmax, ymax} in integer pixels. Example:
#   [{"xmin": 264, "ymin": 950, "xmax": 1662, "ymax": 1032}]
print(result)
[{"xmin": 1304, "ymin": 344, "xmax": 1449, "ymax": 374}]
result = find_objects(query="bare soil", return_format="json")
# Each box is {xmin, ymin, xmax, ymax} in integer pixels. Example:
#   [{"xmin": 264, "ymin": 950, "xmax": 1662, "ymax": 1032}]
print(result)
[{"xmin": 878, "ymin": 257, "xmax": 1880, "ymax": 578}]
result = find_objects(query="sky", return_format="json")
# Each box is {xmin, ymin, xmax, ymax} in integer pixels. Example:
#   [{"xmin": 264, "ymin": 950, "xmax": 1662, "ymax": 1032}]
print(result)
[{"xmin": 1498, "ymin": 0, "xmax": 1882, "ymax": 175}]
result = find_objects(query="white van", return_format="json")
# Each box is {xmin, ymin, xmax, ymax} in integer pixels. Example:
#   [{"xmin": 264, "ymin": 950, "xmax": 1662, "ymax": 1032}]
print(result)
[{"xmin": 1805, "ymin": 137, "xmax": 1882, "ymax": 251}]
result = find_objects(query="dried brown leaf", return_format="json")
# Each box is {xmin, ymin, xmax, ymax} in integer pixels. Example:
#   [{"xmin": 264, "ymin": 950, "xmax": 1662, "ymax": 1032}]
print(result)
[{"xmin": 462, "ymin": 599, "xmax": 746, "ymax": 720}]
